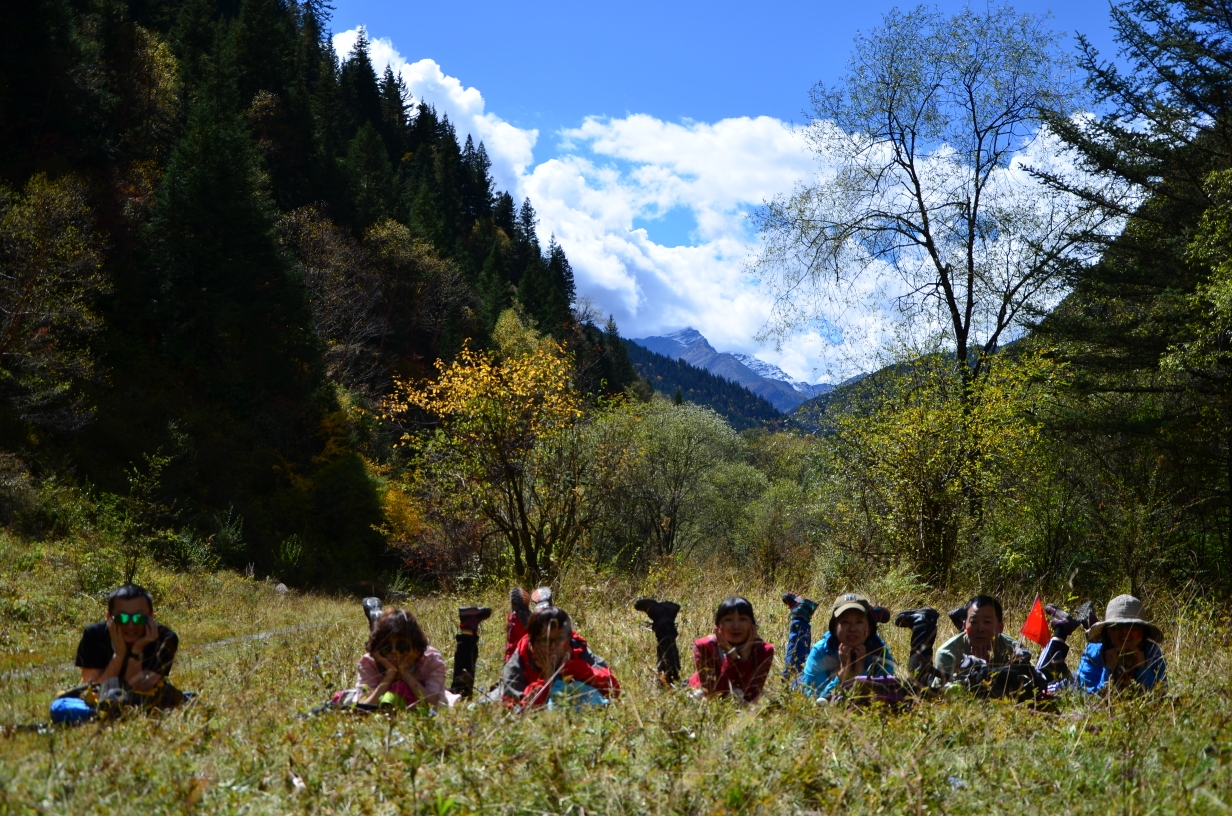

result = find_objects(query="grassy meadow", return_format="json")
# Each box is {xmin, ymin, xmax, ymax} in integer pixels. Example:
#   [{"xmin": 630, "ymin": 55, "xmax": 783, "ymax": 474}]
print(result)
[{"xmin": 3, "ymin": 533, "xmax": 1232, "ymax": 814}]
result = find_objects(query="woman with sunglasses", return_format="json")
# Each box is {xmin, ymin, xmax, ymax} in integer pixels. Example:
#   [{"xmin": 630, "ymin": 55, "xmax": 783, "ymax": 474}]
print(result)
[{"xmin": 357, "ymin": 609, "xmax": 455, "ymax": 708}]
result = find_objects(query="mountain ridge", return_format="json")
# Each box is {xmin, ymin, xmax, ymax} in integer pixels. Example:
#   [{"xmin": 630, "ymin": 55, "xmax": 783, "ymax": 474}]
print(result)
[
  {"xmin": 629, "ymin": 328, "xmax": 832, "ymax": 412},
  {"xmin": 622, "ymin": 341, "xmax": 783, "ymax": 430}
]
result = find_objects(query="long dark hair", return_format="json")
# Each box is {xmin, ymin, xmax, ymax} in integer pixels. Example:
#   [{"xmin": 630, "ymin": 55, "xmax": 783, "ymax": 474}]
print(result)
[{"xmin": 367, "ymin": 609, "xmax": 429, "ymax": 655}]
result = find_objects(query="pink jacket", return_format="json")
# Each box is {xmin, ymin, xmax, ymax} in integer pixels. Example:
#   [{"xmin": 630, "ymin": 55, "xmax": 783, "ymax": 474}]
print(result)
[{"xmin": 357, "ymin": 646, "xmax": 449, "ymax": 706}]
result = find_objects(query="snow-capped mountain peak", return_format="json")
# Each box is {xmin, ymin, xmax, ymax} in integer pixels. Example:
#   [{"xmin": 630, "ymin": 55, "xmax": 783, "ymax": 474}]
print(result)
[
  {"xmin": 731, "ymin": 353, "xmax": 826, "ymax": 397},
  {"xmin": 663, "ymin": 327, "xmax": 712, "ymax": 351},
  {"xmin": 630, "ymin": 328, "xmax": 833, "ymax": 411}
]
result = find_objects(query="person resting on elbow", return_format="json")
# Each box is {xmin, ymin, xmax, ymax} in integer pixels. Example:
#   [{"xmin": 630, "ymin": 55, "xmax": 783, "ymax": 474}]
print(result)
[
  {"xmin": 500, "ymin": 605, "xmax": 619, "ymax": 710},
  {"xmin": 53, "ymin": 583, "xmax": 184, "ymax": 723},
  {"xmin": 799, "ymin": 593, "xmax": 896, "ymax": 700},
  {"xmin": 357, "ymin": 609, "xmax": 456, "ymax": 708},
  {"xmin": 689, "ymin": 596, "xmax": 775, "ymax": 703},
  {"xmin": 934, "ymin": 595, "xmax": 1030, "ymax": 684},
  {"xmin": 1076, "ymin": 595, "xmax": 1166, "ymax": 694}
]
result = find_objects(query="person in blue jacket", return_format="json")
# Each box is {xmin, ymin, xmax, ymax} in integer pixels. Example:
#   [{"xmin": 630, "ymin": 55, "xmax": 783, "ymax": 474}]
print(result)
[
  {"xmin": 1076, "ymin": 594, "xmax": 1166, "ymax": 694},
  {"xmin": 799, "ymin": 593, "xmax": 896, "ymax": 700}
]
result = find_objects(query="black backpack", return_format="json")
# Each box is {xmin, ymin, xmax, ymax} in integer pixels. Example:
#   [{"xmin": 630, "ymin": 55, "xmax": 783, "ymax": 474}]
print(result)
[{"xmin": 957, "ymin": 662, "xmax": 1050, "ymax": 702}]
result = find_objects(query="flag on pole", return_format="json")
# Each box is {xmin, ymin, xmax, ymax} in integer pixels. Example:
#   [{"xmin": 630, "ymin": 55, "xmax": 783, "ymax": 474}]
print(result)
[{"xmin": 1020, "ymin": 596, "xmax": 1052, "ymax": 647}]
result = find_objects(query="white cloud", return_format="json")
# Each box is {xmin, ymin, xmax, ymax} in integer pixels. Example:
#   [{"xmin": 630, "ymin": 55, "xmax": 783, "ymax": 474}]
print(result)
[
  {"xmin": 333, "ymin": 28, "xmax": 846, "ymax": 382},
  {"xmin": 332, "ymin": 29, "xmax": 536, "ymax": 194},
  {"xmin": 525, "ymin": 115, "xmax": 858, "ymax": 381}
]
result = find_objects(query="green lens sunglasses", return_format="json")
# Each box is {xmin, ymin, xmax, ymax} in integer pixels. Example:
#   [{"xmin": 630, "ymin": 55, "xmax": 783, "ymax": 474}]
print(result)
[{"xmin": 113, "ymin": 612, "xmax": 149, "ymax": 626}]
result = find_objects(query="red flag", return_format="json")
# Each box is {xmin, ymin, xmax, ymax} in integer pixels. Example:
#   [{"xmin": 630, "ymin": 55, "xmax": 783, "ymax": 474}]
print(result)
[{"xmin": 1020, "ymin": 596, "xmax": 1052, "ymax": 647}]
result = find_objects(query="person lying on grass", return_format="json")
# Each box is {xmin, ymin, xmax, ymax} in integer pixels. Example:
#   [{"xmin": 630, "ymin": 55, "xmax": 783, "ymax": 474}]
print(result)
[
  {"xmin": 1076, "ymin": 594, "xmax": 1167, "ymax": 694},
  {"xmin": 356, "ymin": 609, "xmax": 455, "ymax": 708},
  {"xmin": 689, "ymin": 596, "xmax": 775, "ymax": 703},
  {"xmin": 52, "ymin": 583, "xmax": 184, "ymax": 723},
  {"xmin": 505, "ymin": 586, "xmax": 553, "ymax": 662},
  {"xmin": 933, "ymin": 595, "xmax": 1031, "ymax": 684},
  {"xmin": 799, "ymin": 593, "xmax": 896, "ymax": 700},
  {"xmin": 500, "ymin": 605, "xmax": 620, "ymax": 710}
]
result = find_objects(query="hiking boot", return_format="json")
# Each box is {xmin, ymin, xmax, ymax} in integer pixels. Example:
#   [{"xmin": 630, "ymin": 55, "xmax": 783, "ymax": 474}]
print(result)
[
  {"xmin": 634, "ymin": 598, "xmax": 681, "ymax": 625},
  {"xmin": 530, "ymin": 586, "xmax": 553, "ymax": 611},
  {"xmin": 635, "ymin": 598, "xmax": 681, "ymax": 685},
  {"xmin": 1045, "ymin": 604, "xmax": 1080, "ymax": 641},
  {"xmin": 894, "ymin": 608, "xmax": 941, "ymax": 650},
  {"xmin": 947, "ymin": 605, "xmax": 967, "ymax": 632},
  {"xmin": 869, "ymin": 605, "xmax": 891, "ymax": 625},
  {"xmin": 781, "ymin": 593, "xmax": 819, "ymax": 621},
  {"xmin": 1073, "ymin": 600, "xmax": 1097, "ymax": 630},
  {"xmin": 459, "ymin": 606, "xmax": 492, "ymax": 633},
  {"xmin": 510, "ymin": 587, "xmax": 531, "ymax": 626},
  {"xmin": 362, "ymin": 597, "xmax": 383, "ymax": 629}
]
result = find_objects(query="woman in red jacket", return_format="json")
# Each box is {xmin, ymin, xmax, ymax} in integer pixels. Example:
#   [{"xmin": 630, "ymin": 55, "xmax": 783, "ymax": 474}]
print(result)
[
  {"xmin": 689, "ymin": 596, "xmax": 775, "ymax": 702},
  {"xmin": 499, "ymin": 606, "xmax": 620, "ymax": 710}
]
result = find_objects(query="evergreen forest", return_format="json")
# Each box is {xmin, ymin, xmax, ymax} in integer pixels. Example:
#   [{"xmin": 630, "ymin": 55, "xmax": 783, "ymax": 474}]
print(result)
[{"xmin": 1, "ymin": 0, "xmax": 649, "ymax": 585}]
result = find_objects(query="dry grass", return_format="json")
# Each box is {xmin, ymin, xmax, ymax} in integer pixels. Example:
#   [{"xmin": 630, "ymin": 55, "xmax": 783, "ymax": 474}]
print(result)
[{"xmin": 3, "ymin": 541, "xmax": 1232, "ymax": 813}]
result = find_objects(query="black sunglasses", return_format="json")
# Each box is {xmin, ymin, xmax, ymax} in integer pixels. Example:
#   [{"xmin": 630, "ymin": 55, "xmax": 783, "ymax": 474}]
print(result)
[
  {"xmin": 112, "ymin": 612, "xmax": 149, "ymax": 626},
  {"xmin": 376, "ymin": 639, "xmax": 414, "ymax": 656}
]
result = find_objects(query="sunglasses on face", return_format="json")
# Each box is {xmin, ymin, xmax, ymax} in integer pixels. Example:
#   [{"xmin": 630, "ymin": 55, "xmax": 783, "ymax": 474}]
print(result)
[
  {"xmin": 376, "ymin": 640, "xmax": 414, "ymax": 656},
  {"xmin": 112, "ymin": 612, "xmax": 149, "ymax": 626}
]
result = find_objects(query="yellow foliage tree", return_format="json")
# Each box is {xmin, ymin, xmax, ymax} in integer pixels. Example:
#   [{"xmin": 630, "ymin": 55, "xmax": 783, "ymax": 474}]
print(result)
[{"xmin": 383, "ymin": 310, "xmax": 587, "ymax": 580}]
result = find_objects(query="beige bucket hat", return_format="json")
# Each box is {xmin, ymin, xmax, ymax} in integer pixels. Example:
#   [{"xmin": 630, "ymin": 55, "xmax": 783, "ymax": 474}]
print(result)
[{"xmin": 1085, "ymin": 594, "xmax": 1163, "ymax": 644}]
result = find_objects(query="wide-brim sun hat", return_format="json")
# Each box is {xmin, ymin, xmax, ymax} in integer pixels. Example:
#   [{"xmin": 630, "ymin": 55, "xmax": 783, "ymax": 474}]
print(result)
[{"xmin": 1086, "ymin": 594, "xmax": 1163, "ymax": 643}]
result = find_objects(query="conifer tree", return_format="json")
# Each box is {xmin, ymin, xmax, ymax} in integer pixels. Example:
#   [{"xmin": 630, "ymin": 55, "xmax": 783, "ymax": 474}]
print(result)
[
  {"xmin": 149, "ymin": 75, "xmax": 318, "ymax": 401},
  {"xmin": 378, "ymin": 65, "xmax": 410, "ymax": 162},
  {"xmin": 408, "ymin": 183, "xmax": 449, "ymax": 248},
  {"xmin": 479, "ymin": 241, "xmax": 511, "ymax": 333},
  {"xmin": 229, "ymin": 0, "xmax": 296, "ymax": 106},
  {"xmin": 494, "ymin": 192, "xmax": 517, "ymax": 237},
  {"xmin": 144, "ymin": 62, "xmax": 332, "ymax": 558},
  {"xmin": 460, "ymin": 136, "xmax": 495, "ymax": 223},
  {"xmin": 345, "ymin": 121, "xmax": 395, "ymax": 227},
  {"xmin": 546, "ymin": 237, "xmax": 576, "ymax": 322},
  {"xmin": 298, "ymin": 14, "xmax": 348, "ymax": 205},
  {"xmin": 515, "ymin": 197, "xmax": 541, "ymax": 254},
  {"xmin": 517, "ymin": 254, "xmax": 553, "ymax": 329},
  {"xmin": 407, "ymin": 101, "xmax": 440, "ymax": 157},
  {"xmin": 602, "ymin": 316, "xmax": 637, "ymax": 391},
  {"xmin": 339, "ymin": 28, "xmax": 382, "ymax": 136}
]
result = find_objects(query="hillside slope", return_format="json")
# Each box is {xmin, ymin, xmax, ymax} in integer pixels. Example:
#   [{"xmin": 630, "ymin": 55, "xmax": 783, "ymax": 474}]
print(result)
[{"xmin": 624, "ymin": 340, "xmax": 782, "ymax": 430}]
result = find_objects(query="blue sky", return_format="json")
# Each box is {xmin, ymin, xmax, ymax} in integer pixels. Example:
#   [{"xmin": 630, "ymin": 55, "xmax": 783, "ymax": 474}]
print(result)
[{"xmin": 330, "ymin": 0, "xmax": 1122, "ymax": 381}]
